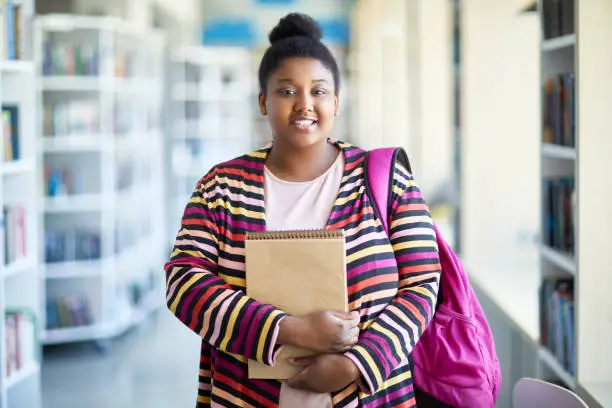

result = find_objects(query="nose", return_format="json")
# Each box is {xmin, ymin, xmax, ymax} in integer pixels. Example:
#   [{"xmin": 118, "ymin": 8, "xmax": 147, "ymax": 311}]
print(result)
[{"xmin": 293, "ymin": 91, "xmax": 314, "ymax": 113}]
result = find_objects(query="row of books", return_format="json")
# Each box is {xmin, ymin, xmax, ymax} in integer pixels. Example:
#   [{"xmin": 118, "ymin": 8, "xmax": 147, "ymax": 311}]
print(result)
[
  {"xmin": 2, "ymin": 205, "xmax": 27, "ymax": 266},
  {"xmin": 42, "ymin": 100, "xmax": 143, "ymax": 137},
  {"xmin": 2, "ymin": 105, "xmax": 20, "ymax": 162},
  {"xmin": 542, "ymin": 177, "xmax": 575, "ymax": 254},
  {"xmin": 45, "ymin": 228, "xmax": 101, "ymax": 263},
  {"xmin": 44, "ymin": 163, "xmax": 139, "ymax": 197},
  {"xmin": 540, "ymin": 278, "xmax": 575, "ymax": 376},
  {"xmin": 43, "ymin": 101, "xmax": 100, "ymax": 136},
  {"xmin": 542, "ymin": 0, "xmax": 574, "ymax": 40},
  {"xmin": 45, "ymin": 295, "xmax": 93, "ymax": 329},
  {"xmin": 46, "ymin": 281, "xmax": 160, "ymax": 331},
  {"xmin": 1, "ymin": 0, "xmax": 24, "ymax": 60},
  {"xmin": 5, "ymin": 308, "xmax": 37, "ymax": 377},
  {"xmin": 45, "ymin": 224, "xmax": 153, "ymax": 264},
  {"xmin": 42, "ymin": 40, "xmax": 99, "ymax": 76},
  {"xmin": 543, "ymin": 73, "xmax": 575, "ymax": 148},
  {"xmin": 41, "ymin": 39, "xmax": 136, "ymax": 77},
  {"xmin": 43, "ymin": 164, "xmax": 83, "ymax": 197}
]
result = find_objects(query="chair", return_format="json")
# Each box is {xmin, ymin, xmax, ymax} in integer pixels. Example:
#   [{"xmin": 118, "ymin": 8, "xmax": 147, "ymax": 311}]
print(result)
[{"xmin": 512, "ymin": 378, "xmax": 589, "ymax": 408}]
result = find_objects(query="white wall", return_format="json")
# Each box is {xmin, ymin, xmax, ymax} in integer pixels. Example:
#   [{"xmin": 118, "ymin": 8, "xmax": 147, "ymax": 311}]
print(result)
[
  {"xmin": 71, "ymin": 0, "xmax": 201, "ymax": 43},
  {"xmin": 460, "ymin": 0, "xmax": 540, "ymax": 270},
  {"xmin": 406, "ymin": 0, "xmax": 454, "ymax": 199},
  {"xmin": 576, "ymin": 0, "xmax": 612, "ymax": 385},
  {"xmin": 349, "ymin": 0, "xmax": 453, "ymax": 200}
]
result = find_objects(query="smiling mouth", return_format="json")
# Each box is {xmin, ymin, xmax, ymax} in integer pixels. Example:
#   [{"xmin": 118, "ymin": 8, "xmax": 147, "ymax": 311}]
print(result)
[{"xmin": 291, "ymin": 118, "xmax": 319, "ymax": 131}]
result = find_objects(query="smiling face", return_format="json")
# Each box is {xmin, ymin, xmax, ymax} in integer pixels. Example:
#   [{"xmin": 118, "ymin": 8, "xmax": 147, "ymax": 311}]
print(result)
[{"xmin": 259, "ymin": 57, "xmax": 339, "ymax": 149}]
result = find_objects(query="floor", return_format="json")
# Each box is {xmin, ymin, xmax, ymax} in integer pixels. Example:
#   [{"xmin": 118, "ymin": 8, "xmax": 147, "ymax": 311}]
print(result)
[{"xmin": 41, "ymin": 309, "xmax": 202, "ymax": 408}]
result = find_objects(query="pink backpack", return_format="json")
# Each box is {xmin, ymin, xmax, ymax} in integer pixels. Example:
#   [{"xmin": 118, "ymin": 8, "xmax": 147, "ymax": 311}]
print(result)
[{"xmin": 365, "ymin": 147, "xmax": 502, "ymax": 408}]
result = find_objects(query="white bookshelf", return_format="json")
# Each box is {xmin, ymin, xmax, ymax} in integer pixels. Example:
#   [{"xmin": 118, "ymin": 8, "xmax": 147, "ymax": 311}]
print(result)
[
  {"xmin": 462, "ymin": 2, "xmax": 612, "ymax": 407},
  {"xmin": 0, "ymin": 1, "xmax": 42, "ymax": 407},
  {"xmin": 34, "ymin": 14, "xmax": 166, "ymax": 348},
  {"xmin": 538, "ymin": 0, "xmax": 578, "ymax": 394},
  {"xmin": 166, "ymin": 46, "xmax": 253, "ymax": 242},
  {"xmin": 458, "ymin": 1, "xmax": 611, "ymax": 406}
]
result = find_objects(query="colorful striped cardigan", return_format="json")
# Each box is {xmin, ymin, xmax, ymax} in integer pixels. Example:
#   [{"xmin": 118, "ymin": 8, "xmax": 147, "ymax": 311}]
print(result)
[{"xmin": 164, "ymin": 139, "xmax": 442, "ymax": 408}]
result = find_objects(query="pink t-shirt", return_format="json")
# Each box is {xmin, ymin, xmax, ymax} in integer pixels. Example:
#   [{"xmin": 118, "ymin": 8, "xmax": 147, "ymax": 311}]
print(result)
[{"xmin": 264, "ymin": 151, "xmax": 344, "ymax": 408}]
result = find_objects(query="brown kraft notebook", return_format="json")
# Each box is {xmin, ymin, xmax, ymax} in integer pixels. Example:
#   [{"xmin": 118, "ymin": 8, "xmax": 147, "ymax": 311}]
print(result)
[{"xmin": 245, "ymin": 228, "xmax": 348, "ymax": 379}]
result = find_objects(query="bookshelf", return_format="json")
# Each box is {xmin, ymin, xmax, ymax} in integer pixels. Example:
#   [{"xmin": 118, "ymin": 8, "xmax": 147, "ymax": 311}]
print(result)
[
  {"xmin": 1, "ymin": 1, "xmax": 42, "ymax": 407},
  {"xmin": 539, "ymin": 0, "xmax": 578, "ymax": 393},
  {"xmin": 34, "ymin": 14, "xmax": 166, "ymax": 348},
  {"xmin": 458, "ymin": 1, "xmax": 611, "ymax": 406},
  {"xmin": 165, "ymin": 46, "xmax": 253, "ymax": 242},
  {"xmin": 462, "ymin": 2, "xmax": 612, "ymax": 407}
]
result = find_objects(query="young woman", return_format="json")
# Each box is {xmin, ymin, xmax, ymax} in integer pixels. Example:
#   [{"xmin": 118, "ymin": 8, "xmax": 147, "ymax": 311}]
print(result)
[{"xmin": 164, "ymin": 13, "xmax": 441, "ymax": 408}]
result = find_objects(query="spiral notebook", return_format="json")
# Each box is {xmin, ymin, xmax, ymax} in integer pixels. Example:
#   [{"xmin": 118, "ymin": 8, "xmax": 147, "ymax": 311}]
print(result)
[{"xmin": 245, "ymin": 228, "xmax": 348, "ymax": 379}]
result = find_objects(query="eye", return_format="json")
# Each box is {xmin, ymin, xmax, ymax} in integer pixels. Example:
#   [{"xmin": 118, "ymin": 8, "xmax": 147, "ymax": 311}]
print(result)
[
  {"xmin": 313, "ymin": 88, "xmax": 328, "ymax": 96},
  {"xmin": 279, "ymin": 88, "xmax": 296, "ymax": 95}
]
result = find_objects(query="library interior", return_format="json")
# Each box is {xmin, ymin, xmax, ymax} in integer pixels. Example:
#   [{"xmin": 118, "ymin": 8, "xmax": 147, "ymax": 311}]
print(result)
[{"xmin": 0, "ymin": 0, "xmax": 610, "ymax": 407}]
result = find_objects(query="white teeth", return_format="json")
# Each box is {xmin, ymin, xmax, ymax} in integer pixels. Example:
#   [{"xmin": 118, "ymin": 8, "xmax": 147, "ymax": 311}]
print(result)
[{"xmin": 294, "ymin": 120, "xmax": 315, "ymax": 126}]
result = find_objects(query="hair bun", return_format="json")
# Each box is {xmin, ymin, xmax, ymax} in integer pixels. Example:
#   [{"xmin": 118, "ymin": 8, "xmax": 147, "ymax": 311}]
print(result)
[{"xmin": 268, "ymin": 13, "xmax": 322, "ymax": 44}]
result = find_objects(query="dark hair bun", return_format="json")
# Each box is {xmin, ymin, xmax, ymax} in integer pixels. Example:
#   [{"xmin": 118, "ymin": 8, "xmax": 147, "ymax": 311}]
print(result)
[{"xmin": 268, "ymin": 13, "xmax": 322, "ymax": 44}]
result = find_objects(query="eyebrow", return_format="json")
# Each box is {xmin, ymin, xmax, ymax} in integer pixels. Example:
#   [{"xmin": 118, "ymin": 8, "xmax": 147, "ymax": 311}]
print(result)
[{"xmin": 277, "ymin": 78, "xmax": 329, "ymax": 84}]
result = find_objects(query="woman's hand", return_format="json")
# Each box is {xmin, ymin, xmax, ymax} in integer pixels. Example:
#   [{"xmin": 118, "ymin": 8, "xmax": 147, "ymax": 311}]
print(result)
[
  {"xmin": 286, "ymin": 354, "xmax": 361, "ymax": 393},
  {"xmin": 278, "ymin": 311, "xmax": 360, "ymax": 353}
]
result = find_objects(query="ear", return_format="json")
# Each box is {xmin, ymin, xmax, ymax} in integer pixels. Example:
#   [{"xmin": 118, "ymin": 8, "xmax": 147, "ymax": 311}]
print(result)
[
  {"xmin": 334, "ymin": 93, "xmax": 340, "ymax": 116},
  {"xmin": 258, "ymin": 92, "xmax": 267, "ymax": 116}
]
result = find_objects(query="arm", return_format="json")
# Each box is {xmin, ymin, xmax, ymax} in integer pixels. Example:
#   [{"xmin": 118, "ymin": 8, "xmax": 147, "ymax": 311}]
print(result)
[
  {"xmin": 344, "ymin": 165, "xmax": 442, "ymax": 395},
  {"xmin": 164, "ymin": 171, "xmax": 286, "ymax": 366}
]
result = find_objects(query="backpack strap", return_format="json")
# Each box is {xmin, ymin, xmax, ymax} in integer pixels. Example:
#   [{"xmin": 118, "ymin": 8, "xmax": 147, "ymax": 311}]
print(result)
[
  {"xmin": 365, "ymin": 147, "xmax": 412, "ymax": 236},
  {"xmin": 365, "ymin": 147, "xmax": 445, "ymax": 310}
]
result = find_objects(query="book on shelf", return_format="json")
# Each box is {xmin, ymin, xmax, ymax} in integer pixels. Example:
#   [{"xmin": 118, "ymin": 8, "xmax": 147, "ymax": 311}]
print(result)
[
  {"xmin": 45, "ymin": 295, "xmax": 93, "ymax": 329},
  {"xmin": 43, "ymin": 164, "xmax": 84, "ymax": 196},
  {"xmin": 544, "ymin": 73, "xmax": 575, "ymax": 148},
  {"xmin": 2, "ymin": 105, "xmax": 20, "ymax": 162},
  {"xmin": 113, "ymin": 51, "xmax": 134, "ymax": 78},
  {"xmin": 1, "ymin": 0, "xmax": 25, "ymax": 61},
  {"xmin": 43, "ymin": 101, "xmax": 100, "ymax": 136},
  {"xmin": 542, "ymin": 0, "xmax": 574, "ymax": 40},
  {"xmin": 42, "ymin": 39, "xmax": 99, "ymax": 76},
  {"xmin": 543, "ymin": 177, "xmax": 575, "ymax": 255},
  {"xmin": 45, "ymin": 228, "xmax": 101, "ymax": 263},
  {"xmin": 539, "ymin": 278, "xmax": 575, "ymax": 376},
  {"xmin": 4, "ymin": 307, "xmax": 38, "ymax": 377},
  {"xmin": 2, "ymin": 205, "xmax": 27, "ymax": 266},
  {"xmin": 184, "ymin": 64, "xmax": 202, "ymax": 84}
]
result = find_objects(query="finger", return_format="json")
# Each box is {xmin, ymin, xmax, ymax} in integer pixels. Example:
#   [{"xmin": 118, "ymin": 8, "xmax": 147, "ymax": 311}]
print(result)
[
  {"xmin": 288, "ymin": 356, "xmax": 316, "ymax": 366},
  {"xmin": 332, "ymin": 311, "xmax": 357, "ymax": 321},
  {"xmin": 348, "ymin": 327, "xmax": 360, "ymax": 344},
  {"xmin": 344, "ymin": 312, "xmax": 361, "ymax": 328}
]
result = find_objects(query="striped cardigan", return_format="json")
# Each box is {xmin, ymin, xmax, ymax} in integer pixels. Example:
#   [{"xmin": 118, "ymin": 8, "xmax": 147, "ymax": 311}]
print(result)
[{"xmin": 164, "ymin": 139, "xmax": 441, "ymax": 408}]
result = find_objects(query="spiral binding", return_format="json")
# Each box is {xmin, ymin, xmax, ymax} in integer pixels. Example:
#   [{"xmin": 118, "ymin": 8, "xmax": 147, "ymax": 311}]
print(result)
[{"xmin": 246, "ymin": 229, "xmax": 345, "ymax": 240}]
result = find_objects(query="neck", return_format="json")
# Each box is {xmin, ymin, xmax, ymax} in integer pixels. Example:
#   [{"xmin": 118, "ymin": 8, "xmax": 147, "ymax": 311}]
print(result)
[{"xmin": 266, "ymin": 138, "xmax": 339, "ymax": 182}]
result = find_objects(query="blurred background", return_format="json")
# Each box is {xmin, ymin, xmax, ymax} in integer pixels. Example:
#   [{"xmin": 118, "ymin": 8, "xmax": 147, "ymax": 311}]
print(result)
[{"xmin": 0, "ymin": 0, "xmax": 611, "ymax": 407}]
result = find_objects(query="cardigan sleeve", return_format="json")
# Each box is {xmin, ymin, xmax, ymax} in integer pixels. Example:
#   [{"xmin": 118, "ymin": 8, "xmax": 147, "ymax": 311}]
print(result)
[
  {"xmin": 344, "ymin": 163, "xmax": 442, "ymax": 395},
  {"xmin": 164, "ymin": 170, "xmax": 287, "ymax": 365}
]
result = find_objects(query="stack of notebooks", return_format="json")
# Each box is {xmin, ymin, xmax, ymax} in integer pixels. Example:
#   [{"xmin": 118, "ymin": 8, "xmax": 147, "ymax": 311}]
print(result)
[{"xmin": 245, "ymin": 228, "xmax": 348, "ymax": 379}]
